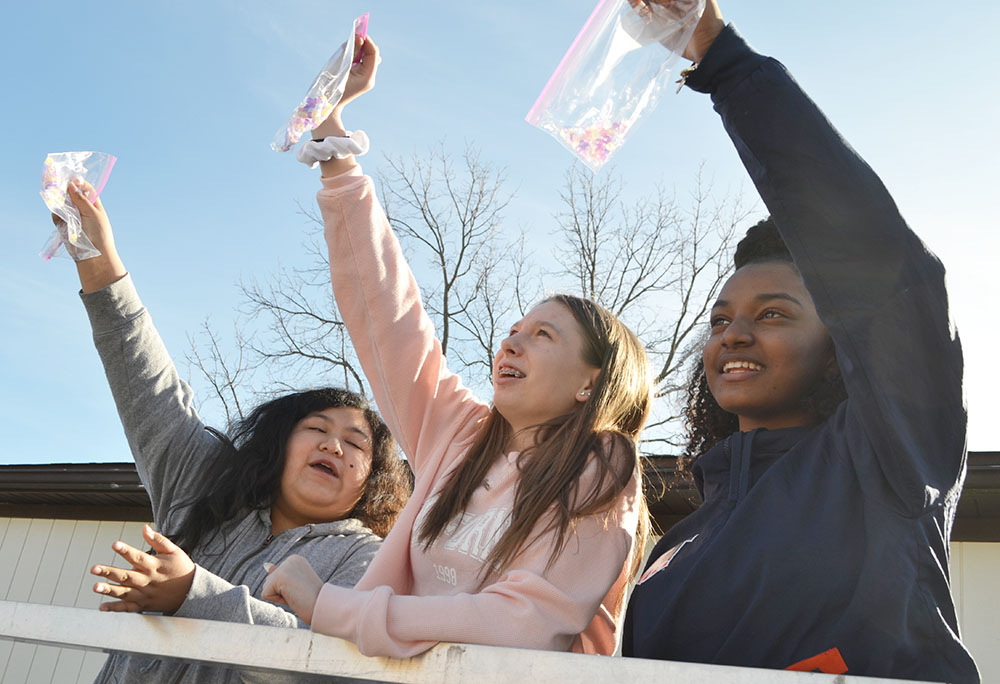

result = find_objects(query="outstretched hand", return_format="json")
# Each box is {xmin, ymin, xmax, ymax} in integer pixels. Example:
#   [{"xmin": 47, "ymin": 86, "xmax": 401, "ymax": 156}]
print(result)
[
  {"xmin": 631, "ymin": 0, "xmax": 725, "ymax": 62},
  {"xmin": 261, "ymin": 555, "xmax": 323, "ymax": 625},
  {"xmin": 312, "ymin": 34, "xmax": 381, "ymax": 140},
  {"xmin": 91, "ymin": 524, "xmax": 195, "ymax": 614},
  {"xmin": 54, "ymin": 178, "xmax": 127, "ymax": 293},
  {"xmin": 338, "ymin": 34, "xmax": 381, "ymax": 113},
  {"xmin": 681, "ymin": 0, "xmax": 724, "ymax": 62}
]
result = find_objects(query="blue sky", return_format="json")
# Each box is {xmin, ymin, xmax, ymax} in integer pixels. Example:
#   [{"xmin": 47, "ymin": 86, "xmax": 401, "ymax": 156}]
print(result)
[{"xmin": 2, "ymin": 1, "xmax": 997, "ymax": 464}]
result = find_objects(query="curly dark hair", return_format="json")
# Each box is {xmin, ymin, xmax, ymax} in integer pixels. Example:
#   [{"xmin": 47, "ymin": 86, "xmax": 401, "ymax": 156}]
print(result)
[
  {"xmin": 680, "ymin": 218, "xmax": 847, "ymax": 473},
  {"xmin": 168, "ymin": 387, "xmax": 411, "ymax": 552}
]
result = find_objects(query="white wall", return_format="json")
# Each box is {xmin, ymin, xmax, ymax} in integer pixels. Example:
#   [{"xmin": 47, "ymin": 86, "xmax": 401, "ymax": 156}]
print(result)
[
  {"xmin": 0, "ymin": 517, "xmax": 147, "ymax": 684},
  {"xmin": 951, "ymin": 541, "xmax": 1000, "ymax": 682}
]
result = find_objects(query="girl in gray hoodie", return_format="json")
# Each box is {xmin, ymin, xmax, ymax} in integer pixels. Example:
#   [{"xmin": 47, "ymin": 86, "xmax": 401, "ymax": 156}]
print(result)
[{"xmin": 55, "ymin": 179, "xmax": 411, "ymax": 683}]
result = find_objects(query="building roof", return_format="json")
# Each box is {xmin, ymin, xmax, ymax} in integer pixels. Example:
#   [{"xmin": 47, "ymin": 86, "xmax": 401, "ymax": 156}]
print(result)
[
  {"xmin": 0, "ymin": 463, "xmax": 148, "ymax": 521},
  {"xmin": 2, "ymin": 454, "xmax": 998, "ymax": 540}
]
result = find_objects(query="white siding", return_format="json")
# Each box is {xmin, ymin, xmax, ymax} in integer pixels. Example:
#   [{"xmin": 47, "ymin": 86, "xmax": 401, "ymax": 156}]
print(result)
[
  {"xmin": 951, "ymin": 541, "xmax": 1000, "ymax": 683},
  {"xmin": 0, "ymin": 518, "xmax": 148, "ymax": 684}
]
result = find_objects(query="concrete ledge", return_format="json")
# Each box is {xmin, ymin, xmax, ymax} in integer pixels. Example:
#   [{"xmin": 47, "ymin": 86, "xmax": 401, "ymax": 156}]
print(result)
[{"xmin": 0, "ymin": 601, "xmax": 933, "ymax": 683}]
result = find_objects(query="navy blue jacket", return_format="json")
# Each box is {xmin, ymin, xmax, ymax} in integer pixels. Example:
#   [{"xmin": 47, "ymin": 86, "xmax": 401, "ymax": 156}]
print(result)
[{"xmin": 623, "ymin": 26, "xmax": 978, "ymax": 683}]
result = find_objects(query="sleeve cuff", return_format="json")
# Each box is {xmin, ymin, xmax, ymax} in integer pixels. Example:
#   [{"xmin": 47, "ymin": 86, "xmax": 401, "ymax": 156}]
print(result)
[
  {"xmin": 79, "ymin": 272, "xmax": 145, "ymax": 335},
  {"xmin": 172, "ymin": 564, "xmax": 234, "ymax": 619},
  {"xmin": 319, "ymin": 164, "xmax": 365, "ymax": 191},
  {"xmin": 684, "ymin": 24, "xmax": 768, "ymax": 101},
  {"xmin": 311, "ymin": 582, "xmax": 368, "ymax": 642}
]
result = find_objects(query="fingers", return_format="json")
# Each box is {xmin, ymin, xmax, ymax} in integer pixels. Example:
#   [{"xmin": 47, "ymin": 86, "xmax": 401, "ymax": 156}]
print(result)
[
  {"xmin": 93, "ymin": 580, "xmax": 141, "ymax": 599},
  {"xmin": 111, "ymin": 539, "xmax": 154, "ymax": 571},
  {"xmin": 93, "ymin": 578, "xmax": 146, "ymax": 612},
  {"xmin": 143, "ymin": 524, "xmax": 181, "ymax": 556},
  {"xmin": 260, "ymin": 569, "xmax": 285, "ymax": 604},
  {"xmin": 65, "ymin": 178, "xmax": 110, "ymax": 218},
  {"xmin": 260, "ymin": 554, "xmax": 305, "ymax": 604},
  {"xmin": 91, "ymin": 563, "xmax": 143, "ymax": 587},
  {"xmin": 99, "ymin": 599, "xmax": 142, "ymax": 613},
  {"xmin": 66, "ymin": 180, "xmax": 97, "ymax": 216},
  {"xmin": 351, "ymin": 33, "xmax": 365, "ymax": 62},
  {"xmin": 360, "ymin": 34, "xmax": 379, "ymax": 63}
]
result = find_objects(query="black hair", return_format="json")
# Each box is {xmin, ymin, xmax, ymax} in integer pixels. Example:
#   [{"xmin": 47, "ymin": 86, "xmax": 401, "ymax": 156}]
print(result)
[
  {"xmin": 681, "ymin": 217, "xmax": 847, "ymax": 471},
  {"xmin": 168, "ymin": 387, "xmax": 411, "ymax": 552},
  {"xmin": 733, "ymin": 217, "xmax": 793, "ymax": 268}
]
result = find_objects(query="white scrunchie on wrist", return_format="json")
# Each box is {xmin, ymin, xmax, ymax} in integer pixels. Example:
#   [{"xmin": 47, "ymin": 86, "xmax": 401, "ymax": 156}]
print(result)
[{"xmin": 296, "ymin": 130, "xmax": 370, "ymax": 168}]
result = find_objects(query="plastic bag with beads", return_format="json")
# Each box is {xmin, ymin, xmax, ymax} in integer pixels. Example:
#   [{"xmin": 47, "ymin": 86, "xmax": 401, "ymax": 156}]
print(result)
[
  {"xmin": 39, "ymin": 151, "xmax": 117, "ymax": 261},
  {"xmin": 525, "ymin": 0, "xmax": 704, "ymax": 172},
  {"xmin": 271, "ymin": 12, "xmax": 369, "ymax": 152}
]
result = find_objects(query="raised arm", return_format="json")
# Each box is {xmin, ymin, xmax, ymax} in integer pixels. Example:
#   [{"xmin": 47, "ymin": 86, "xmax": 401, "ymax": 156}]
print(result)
[
  {"xmin": 319, "ymin": 173, "xmax": 487, "ymax": 473},
  {"xmin": 65, "ymin": 182, "xmax": 220, "ymax": 529},
  {"xmin": 311, "ymin": 37, "xmax": 488, "ymax": 472},
  {"xmin": 308, "ymin": 34, "xmax": 376, "ymax": 179},
  {"xmin": 684, "ymin": 6, "xmax": 966, "ymax": 513}
]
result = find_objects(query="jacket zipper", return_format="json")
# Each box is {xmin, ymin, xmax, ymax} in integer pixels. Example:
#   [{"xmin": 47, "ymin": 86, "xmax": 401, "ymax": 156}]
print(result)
[
  {"xmin": 227, "ymin": 533, "xmax": 275, "ymax": 584},
  {"xmin": 162, "ymin": 534, "xmax": 276, "ymax": 683}
]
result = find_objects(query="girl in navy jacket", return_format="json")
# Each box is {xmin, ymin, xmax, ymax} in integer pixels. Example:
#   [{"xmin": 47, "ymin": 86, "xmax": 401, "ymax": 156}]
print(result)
[{"xmin": 623, "ymin": 2, "xmax": 979, "ymax": 681}]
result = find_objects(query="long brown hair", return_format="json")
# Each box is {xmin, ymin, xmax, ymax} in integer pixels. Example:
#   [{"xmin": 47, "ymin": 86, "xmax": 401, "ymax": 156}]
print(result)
[{"xmin": 417, "ymin": 295, "xmax": 653, "ymax": 578}]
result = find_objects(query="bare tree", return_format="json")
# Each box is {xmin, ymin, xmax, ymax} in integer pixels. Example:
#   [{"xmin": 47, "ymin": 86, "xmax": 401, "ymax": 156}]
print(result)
[
  {"xmin": 553, "ymin": 164, "xmax": 752, "ymax": 452},
  {"xmin": 379, "ymin": 144, "xmax": 518, "ymax": 374},
  {"xmin": 185, "ymin": 319, "xmax": 251, "ymax": 426},
  {"xmin": 187, "ymin": 147, "xmax": 751, "ymax": 454},
  {"xmin": 185, "ymin": 215, "xmax": 367, "ymax": 428},
  {"xmin": 187, "ymin": 145, "xmax": 526, "ymax": 416}
]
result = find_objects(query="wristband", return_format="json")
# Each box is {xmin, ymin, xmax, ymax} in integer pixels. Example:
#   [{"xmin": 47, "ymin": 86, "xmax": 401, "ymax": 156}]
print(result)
[{"xmin": 296, "ymin": 130, "xmax": 370, "ymax": 168}]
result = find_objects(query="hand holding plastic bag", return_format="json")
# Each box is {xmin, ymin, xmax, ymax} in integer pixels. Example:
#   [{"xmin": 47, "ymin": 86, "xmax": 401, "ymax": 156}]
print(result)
[
  {"xmin": 39, "ymin": 151, "xmax": 117, "ymax": 261},
  {"xmin": 526, "ymin": 0, "xmax": 704, "ymax": 172},
  {"xmin": 271, "ymin": 13, "xmax": 369, "ymax": 152}
]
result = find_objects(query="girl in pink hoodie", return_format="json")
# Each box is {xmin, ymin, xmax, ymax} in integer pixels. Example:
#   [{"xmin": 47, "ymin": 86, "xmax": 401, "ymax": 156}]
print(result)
[{"xmin": 263, "ymin": 35, "xmax": 653, "ymax": 658}]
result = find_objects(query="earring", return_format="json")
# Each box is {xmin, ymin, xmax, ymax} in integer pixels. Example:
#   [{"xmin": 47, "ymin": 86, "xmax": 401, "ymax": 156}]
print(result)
[{"xmin": 579, "ymin": 390, "xmax": 591, "ymax": 397}]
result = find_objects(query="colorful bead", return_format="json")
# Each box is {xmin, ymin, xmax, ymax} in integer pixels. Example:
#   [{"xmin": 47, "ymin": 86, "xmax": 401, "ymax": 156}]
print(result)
[
  {"xmin": 558, "ymin": 121, "xmax": 628, "ymax": 167},
  {"xmin": 274, "ymin": 95, "xmax": 337, "ymax": 152},
  {"xmin": 40, "ymin": 155, "xmax": 64, "ymax": 208}
]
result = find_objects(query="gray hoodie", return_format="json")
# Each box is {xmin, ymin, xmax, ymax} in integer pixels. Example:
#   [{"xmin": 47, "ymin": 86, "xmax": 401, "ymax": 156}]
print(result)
[{"xmin": 83, "ymin": 275, "xmax": 381, "ymax": 683}]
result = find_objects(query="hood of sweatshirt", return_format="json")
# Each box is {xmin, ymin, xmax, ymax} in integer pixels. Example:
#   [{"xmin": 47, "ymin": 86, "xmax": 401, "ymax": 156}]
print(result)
[
  {"xmin": 252, "ymin": 508, "xmax": 376, "ymax": 540},
  {"xmin": 692, "ymin": 426, "xmax": 813, "ymax": 503}
]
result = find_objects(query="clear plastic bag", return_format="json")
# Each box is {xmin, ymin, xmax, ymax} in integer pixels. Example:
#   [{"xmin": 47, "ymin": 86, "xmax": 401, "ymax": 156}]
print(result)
[
  {"xmin": 39, "ymin": 151, "xmax": 117, "ymax": 261},
  {"xmin": 271, "ymin": 13, "xmax": 370, "ymax": 152},
  {"xmin": 526, "ymin": 0, "xmax": 704, "ymax": 172}
]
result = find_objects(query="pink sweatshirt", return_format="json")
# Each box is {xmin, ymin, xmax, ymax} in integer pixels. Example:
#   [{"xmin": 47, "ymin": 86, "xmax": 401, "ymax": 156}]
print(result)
[{"xmin": 310, "ymin": 167, "xmax": 642, "ymax": 658}]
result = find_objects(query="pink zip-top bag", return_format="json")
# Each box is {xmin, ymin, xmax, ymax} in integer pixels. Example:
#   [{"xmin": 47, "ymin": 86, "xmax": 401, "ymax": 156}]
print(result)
[
  {"xmin": 526, "ymin": 0, "xmax": 704, "ymax": 172},
  {"xmin": 39, "ymin": 151, "xmax": 117, "ymax": 261},
  {"xmin": 271, "ymin": 13, "xmax": 369, "ymax": 153}
]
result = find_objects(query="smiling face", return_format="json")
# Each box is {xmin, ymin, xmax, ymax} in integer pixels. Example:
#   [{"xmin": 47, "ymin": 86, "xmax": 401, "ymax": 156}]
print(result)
[
  {"xmin": 492, "ymin": 300, "xmax": 600, "ymax": 443},
  {"xmin": 271, "ymin": 406, "xmax": 374, "ymax": 534},
  {"xmin": 704, "ymin": 261, "xmax": 837, "ymax": 432}
]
